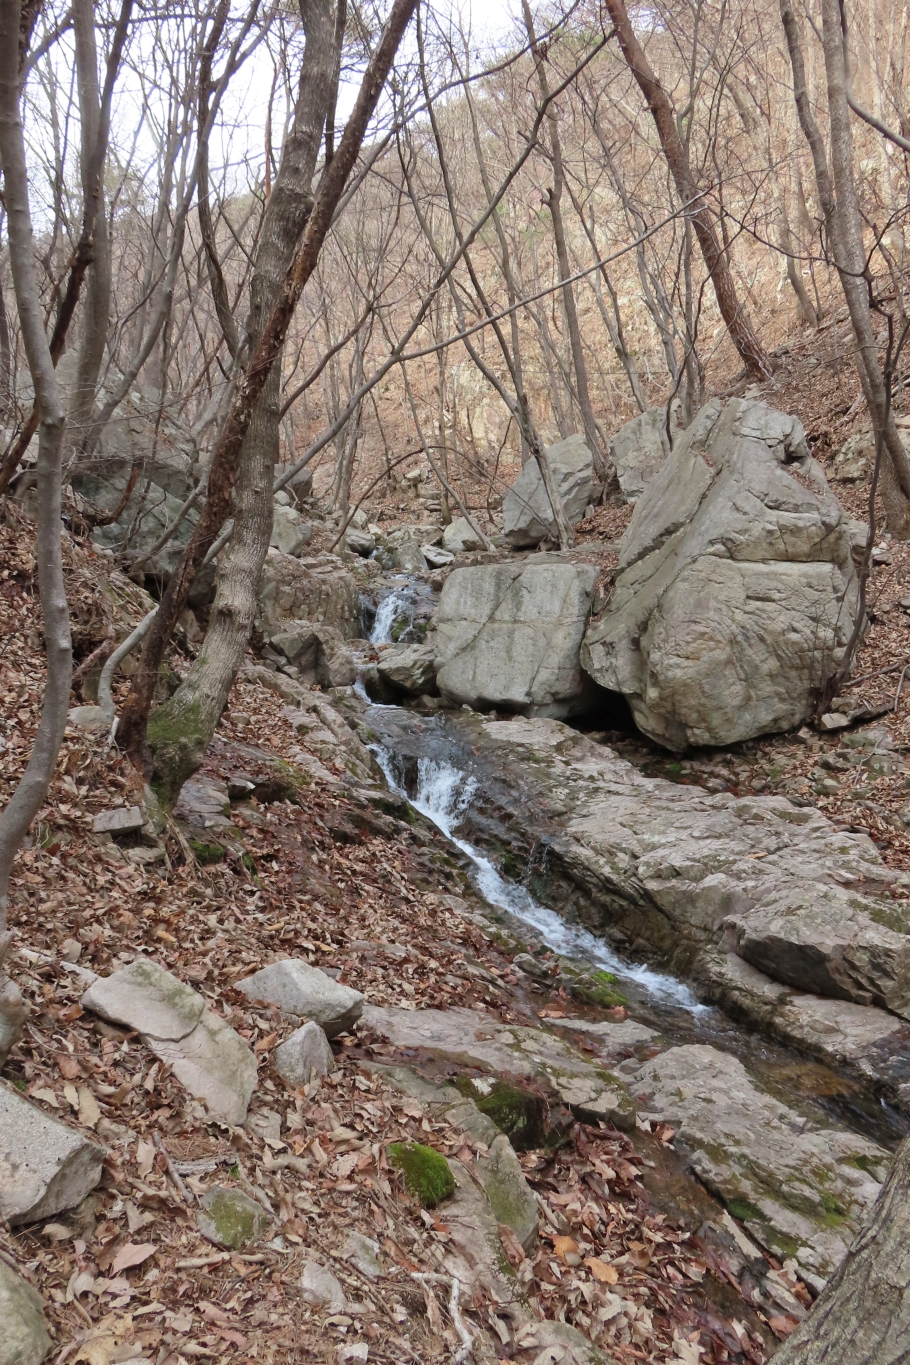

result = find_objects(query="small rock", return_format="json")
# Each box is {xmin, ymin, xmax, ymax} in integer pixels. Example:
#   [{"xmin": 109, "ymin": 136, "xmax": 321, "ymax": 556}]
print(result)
[
  {"xmin": 814, "ymin": 777, "xmax": 841, "ymax": 796},
  {"xmin": 274, "ymin": 1021, "xmax": 335, "ymax": 1087},
  {"xmin": 60, "ymin": 939, "xmax": 82, "ymax": 964},
  {"xmin": 0, "ymin": 1082, "xmax": 105, "ymax": 1227},
  {"xmin": 237, "ymin": 960, "xmax": 364, "ymax": 1038},
  {"xmin": 93, "ymin": 806, "xmax": 145, "ymax": 835},
  {"xmin": 198, "ymin": 1186, "xmax": 271, "ymax": 1249},
  {"xmin": 0, "ymin": 1258, "xmax": 52, "ymax": 1365},
  {"xmin": 81, "ymin": 961, "xmax": 257, "ymax": 1125},
  {"xmin": 820, "ymin": 712, "xmax": 850, "ymax": 731},
  {"xmin": 341, "ymin": 1231, "xmax": 384, "ymax": 1279},
  {"xmin": 300, "ymin": 1261, "xmax": 346, "ymax": 1312},
  {"xmin": 345, "ymin": 527, "xmax": 376, "ymax": 558},
  {"xmin": 422, "ymin": 544, "xmax": 454, "ymax": 568},
  {"xmin": 442, "ymin": 516, "xmax": 486, "ymax": 553},
  {"xmin": 338, "ymin": 1345, "xmax": 369, "ymax": 1364},
  {"xmin": 512, "ymin": 952, "xmax": 555, "ymax": 984},
  {"xmin": 67, "ymin": 705, "xmax": 109, "ymax": 733}
]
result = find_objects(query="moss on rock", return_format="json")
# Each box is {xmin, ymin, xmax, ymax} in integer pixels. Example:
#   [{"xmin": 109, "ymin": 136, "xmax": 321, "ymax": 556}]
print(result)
[
  {"xmin": 188, "ymin": 839, "xmax": 225, "ymax": 865},
  {"xmin": 570, "ymin": 969, "xmax": 627, "ymax": 1009},
  {"xmin": 454, "ymin": 1077, "xmax": 548, "ymax": 1151},
  {"xmin": 388, "ymin": 1142, "xmax": 455, "ymax": 1207}
]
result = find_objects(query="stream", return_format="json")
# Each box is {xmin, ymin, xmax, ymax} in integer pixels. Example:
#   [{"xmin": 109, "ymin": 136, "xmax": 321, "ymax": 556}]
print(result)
[{"xmin": 359, "ymin": 581, "xmax": 907, "ymax": 1154}]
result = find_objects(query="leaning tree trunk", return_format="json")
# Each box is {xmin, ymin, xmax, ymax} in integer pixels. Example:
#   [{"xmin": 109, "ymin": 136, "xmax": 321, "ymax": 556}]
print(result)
[
  {"xmin": 780, "ymin": 0, "xmax": 910, "ymax": 537},
  {"xmin": 0, "ymin": 0, "xmax": 72, "ymax": 1064},
  {"xmin": 119, "ymin": 0, "xmax": 421, "ymax": 798},
  {"xmin": 603, "ymin": 0, "xmax": 773, "ymax": 380},
  {"xmin": 772, "ymin": 1135, "xmax": 910, "ymax": 1363}
]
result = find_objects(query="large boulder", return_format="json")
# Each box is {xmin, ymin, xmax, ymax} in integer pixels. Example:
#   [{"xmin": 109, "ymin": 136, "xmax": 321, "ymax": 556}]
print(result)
[
  {"xmin": 374, "ymin": 643, "xmax": 437, "ymax": 697},
  {"xmin": 607, "ymin": 404, "xmax": 681, "ymax": 501},
  {"xmin": 0, "ymin": 1082, "xmax": 105, "ymax": 1226},
  {"xmin": 270, "ymin": 503, "xmax": 311, "ymax": 556},
  {"xmin": 502, "ymin": 435, "xmax": 593, "ymax": 547},
  {"xmin": 442, "ymin": 516, "xmax": 485, "ymax": 553},
  {"xmin": 435, "ymin": 558, "xmax": 598, "ymax": 718},
  {"xmin": 237, "ymin": 960, "xmax": 364, "ymax": 1038},
  {"xmin": 258, "ymin": 550, "xmax": 362, "ymax": 640},
  {"xmin": 82, "ymin": 961, "xmax": 257, "ymax": 1124},
  {"xmin": 581, "ymin": 399, "xmax": 858, "ymax": 748},
  {"xmin": 266, "ymin": 621, "xmax": 356, "ymax": 687}
]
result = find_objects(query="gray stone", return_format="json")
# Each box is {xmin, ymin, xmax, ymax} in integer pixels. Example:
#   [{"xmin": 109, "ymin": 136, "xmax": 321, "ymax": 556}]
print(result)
[
  {"xmin": 374, "ymin": 643, "xmax": 437, "ymax": 696},
  {"xmin": 631, "ymin": 1044, "xmax": 888, "ymax": 1284},
  {"xmin": 361, "ymin": 1004, "xmax": 635, "ymax": 1129},
  {"xmin": 344, "ymin": 527, "xmax": 376, "ymax": 558},
  {"xmin": 442, "ymin": 516, "xmax": 485, "ymax": 553},
  {"xmin": 300, "ymin": 1261, "xmax": 347, "ymax": 1312},
  {"xmin": 341, "ymin": 1231, "xmax": 384, "ymax": 1279},
  {"xmin": 549, "ymin": 1016, "xmax": 659, "ymax": 1059},
  {"xmin": 435, "ymin": 559, "xmax": 598, "ymax": 718},
  {"xmin": 237, "ymin": 960, "xmax": 364, "ymax": 1038},
  {"xmin": 0, "ymin": 1258, "xmax": 52, "ymax": 1365},
  {"xmin": 198, "ymin": 1186, "xmax": 271, "ymax": 1248},
  {"xmin": 258, "ymin": 551, "xmax": 362, "ymax": 640},
  {"xmin": 81, "ymin": 961, "xmax": 257, "ymax": 1124},
  {"xmin": 270, "ymin": 504, "xmax": 311, "ymax": 557},
  {"xmin": 831, "ymin": 431, "xmax": 873, "ymax": 482},
  {"xmin": 582, "ymin": 399, "xmax": 858, "ymax": 749},
  {"xmin": 93, "ymin": 806, "xmax": 145, "ymax": 836},
  {"xmin": 383, "ymin": 527, "xmax": 429, "ymax": 572},
  {"xmin": 274, "ymin": 1021, "xmax": 335, "ymax": 1086},
  {"xmin": 67, "ymin": 705, "xmax": 109, "ymax": 733},
  {"xmin": 608, "ymin": 404, "xmax": 681, "ymax": 502},
  {"xmin": 502, "ymin": 435, "xmax": 593, "ymax": 547},
  {"xmin": 0, "ymin": 1083, "xmax": 105, "ymax": 1227},
  {"xmin": 268, "ymin": 621, "xmax": 356, "ymax": 688},
  {"xmin": 422, "ymin": 544, "xmax": 454, "ymax": 568}
]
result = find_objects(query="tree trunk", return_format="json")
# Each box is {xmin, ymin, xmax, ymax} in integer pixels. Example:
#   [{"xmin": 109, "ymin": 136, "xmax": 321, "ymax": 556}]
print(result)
[
  {"xmin": 0, "ymin": 0, "xmax": 72, "ymax": 1065},
  {"xmin": 603, "ymin": 0, "xmax": 774, "ymax": 379},
  {"xmin": 780, "ymin": 0, "xmax": 910, "ymax": 536},
  {"xmin": 119, "ymin": 0, "xmax": 419, "ymax": 796},
  {"xmin": 772, "ymin": 1135, "xmax": 910, "ymax": 1363}
]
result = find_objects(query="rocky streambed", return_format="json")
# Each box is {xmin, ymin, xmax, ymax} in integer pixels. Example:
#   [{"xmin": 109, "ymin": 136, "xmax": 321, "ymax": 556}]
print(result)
[{"xmin": 347, "ymin": 690, "xmax": 910, "ymax": 1298}]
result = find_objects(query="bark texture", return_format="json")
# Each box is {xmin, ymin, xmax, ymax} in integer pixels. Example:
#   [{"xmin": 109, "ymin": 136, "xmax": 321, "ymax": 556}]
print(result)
[
  {"xmin": 0, "ymin": 0, "xmax": 72, "ymax": 1063},
  {"xmin": 603, "ymin": 0, "xmax": 773, "ymax": 379},
  {"xmin": 119, "ymin": 0, "xmax": 419, "ymax": 795},
  {"xmin": 773, "ymin": 1136, "xmax": 910, "ymax": 1364}
]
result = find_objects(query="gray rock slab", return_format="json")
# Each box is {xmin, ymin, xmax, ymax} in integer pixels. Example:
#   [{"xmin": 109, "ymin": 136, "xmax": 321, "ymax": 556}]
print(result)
[
  {"xmin": 502, "ymin": 434, "xmax": 593, "ymax": 547},
  {"xmin": 549, "ymin": 1016, "xmax": 659, "ymax": 1059},
  {"xmin": 0, "ymin": 1259, "xmax": 52, "ymax": 1365},
  {"xmin": 198, "ymin": 1186, "xmax": 272, "ymax": 1248},
  {"xmin": 258, "ymin": 551, "xmax": 363, "ymax": 640},
  {"xmin": 300, "ymin": 1261, "xmax": 347, "ymax": 1312},
  {"xmin": 435, "ymin": 560, "xmax": 598, "ymax": 718},
  {"xmin": 82, "ymin": 961, "xmax": 256, "ymax": 1125},
  {"xmin": 93, "ymin": 806, "xmax": 145, "ymax": 835},
  {"xmin": 631, "ymin": 1044, "xmax": 888, "ymax": 1285},
  {"xmin": 442, "ymin": 516, "xmax": 485, "ymax": 553},
  {"xmin": 237, "ymin": 959, "xmax": 364, "ymax": 1038},
  {"xmin": 608, "ymin": 405, "xmax": 680, "ymax": 502},
  {"xmin": 361, "ymin": 1004, "xmax": 635, "ymax": 1129},
  {"xmin": 0, "ymin": 1082, "xmax": 105, "ymax": 1227},
  {"xmin": 341, "ymin": 1231, "xmax": 384, "ymax": 1279},
  {"xmin": 582, "ymin": 399, "xmax": 858, "ymax": 748},
  {"xmin": 375, "ymin": 643, "xmax": 437, "ymax": 696},
  {"xmin": 268, "ymin": 621, "xmax": 356, "ymax": 688},
  {"xmin": 469, "ymin": 715, "xmax": 910, "ymax": 1022},
  {"xmin": 274, "ymin": 1021, "xmax": 335, "ymax": 1086},
  {"xmin": 271, "ymin": 504, "xmax": 311, "ymax": 557}
]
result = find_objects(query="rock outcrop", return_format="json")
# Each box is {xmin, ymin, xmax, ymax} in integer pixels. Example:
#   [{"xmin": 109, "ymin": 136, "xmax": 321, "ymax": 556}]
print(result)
[
  {"xmin": 502, "ymin": 435, "xmax": 593, "ymax": 547},
  {"xmin": 265, "ymin": 621, "xmax": 356, "ymax": 687},
  {"xmin": 630, "ymin": 1044, "xmax": 887, "ymax": 1288},
  {"xmin": 582, "ymin": 399, "xmax": 858, "ymax": 748},
  {"xmin": 607, "ymin": 405, "xmax": 680, "ymax": 502},
  {"xmin": 0, "ymin": 1082, "xmax": 105, "ymax": 1226},
  {"xmin": 434, "ymin": 557, "xmax": 598, "ymax": 718},
  {"xmin": 82, "ymin": 961, "xmax": 257, "ymax": 1124},
  {"xmin": 257, "ymin": 551, "xmax": 362, "ymax": 640},
  {"xmin": 441, "ymin": 516, "xmax": 485, "ymax": 553}
]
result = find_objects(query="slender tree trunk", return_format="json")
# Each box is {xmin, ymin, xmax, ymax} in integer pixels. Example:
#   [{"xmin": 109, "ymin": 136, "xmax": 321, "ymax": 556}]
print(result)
[
  {"xmin": 772, "ymin": 1135, "xmax": 910, "ymax": 1363},
  {"xmin": 523, "ymin": 0, "xmax": 606, "ymax": 477},
  {"xmin": 119, "ymin": 0, "xmax": 419, "ymax": 795},
  {"xmin": 0, "ymin": 0, "xmax": 72, "ymax": 1065},
  {"xmin": 780, "ymin": 0, "xmax": 910, "ymax": 536},
  {"xmin": 603, "ymin": 0, "xmax": 773, "ymax": 379}
]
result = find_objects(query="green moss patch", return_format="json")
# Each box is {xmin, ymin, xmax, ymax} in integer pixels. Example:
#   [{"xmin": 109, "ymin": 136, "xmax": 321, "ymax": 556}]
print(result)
[
  {"xmin": 726, "ymin": 1197, "xmax": 764, "ymax": 1224},
  {"xmin": 454, "ymin": 1077, "xmax": 549, "ymax": 1151},
  {"xmin": 570, "ymin": 969, "xmax": 627, "ymax": 1009},
  {"xmin": 388, "ymin": 1142, "xmax": 455, "ymax": 1207},
  {"xmin": 188, "ymin": 839, "xmax": 225, "ymax": 865}
]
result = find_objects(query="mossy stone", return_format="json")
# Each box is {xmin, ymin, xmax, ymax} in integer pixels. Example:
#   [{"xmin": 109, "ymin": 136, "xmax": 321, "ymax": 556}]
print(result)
[
  {"xmin": 388, "ymin": 1142, "xmax": 455, "ymax": 1207},
  {"xmin": 570, "ymin": 969, "xmax": 627, "ymax": 1009},
  {"xmin": 198, "ymin": 1185, "xmax": 271, "ymax": 1248},
  {"xmin": 454, "ymin": 1077, "xmax": 548, "ymax": 1151},
  {"xmin": 188, "ymin": 839, "xmax": 225, "ymax": 865}
]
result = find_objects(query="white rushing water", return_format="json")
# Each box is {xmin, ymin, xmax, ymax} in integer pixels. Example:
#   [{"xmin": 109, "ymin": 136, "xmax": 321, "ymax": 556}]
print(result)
[
  {"xmin": 370, "ymin": 584, "xmax": 416, "ymax": 644},
  {"xmin": 374, "ymin": 747, "xmax": 704, "ymax": 1012}
]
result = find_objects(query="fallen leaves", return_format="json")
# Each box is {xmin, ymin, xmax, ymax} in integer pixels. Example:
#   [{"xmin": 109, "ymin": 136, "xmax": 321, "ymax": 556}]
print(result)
[{"xmin": 110, "ymin": 1242, "xmax": 157, "ymax": 1275}]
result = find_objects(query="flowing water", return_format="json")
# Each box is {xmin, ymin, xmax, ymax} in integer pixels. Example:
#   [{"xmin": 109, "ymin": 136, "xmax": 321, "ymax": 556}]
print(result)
[
  {"xmin": 363, "ymin": 703, "xmax": 907, "ymax": 1148},
  {"xmin": 369, "ymin": 578, "xmax": 435, "ymax": 644}
]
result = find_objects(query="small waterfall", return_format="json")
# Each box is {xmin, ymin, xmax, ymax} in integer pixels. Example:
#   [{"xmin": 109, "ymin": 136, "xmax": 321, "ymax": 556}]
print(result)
[
  {"xmin": 370, "ymin": 584, "xmax": 417, "ymax": 644},
  {"xmin": 374, "ymin": 748, "xmax": 704, "ymax": 1012}
]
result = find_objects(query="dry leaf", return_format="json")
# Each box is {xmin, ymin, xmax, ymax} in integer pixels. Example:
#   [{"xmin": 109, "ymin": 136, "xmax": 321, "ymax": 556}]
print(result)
[
  {"xmin": 553, "ymin": 1235, "xmax": 578, "ymax": 1260},
  {"xmin": 136, "ymin": 1140, "xmax": 156, "ymax": 1178},
  {"xmin": 584, "ymin": 1256, "xmax": 619, "ymax": 1284},
  {"xmin": 110, "ymin": 1242, "xmax": 157, "ymax": 1275},
  {"xmin": 78, "ymin": 1086, "xmax": 101, "ymax": 1128},
  {"xmin": 57, "ymin": 1053, "xmax": 81, "ymax": 1080}
]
